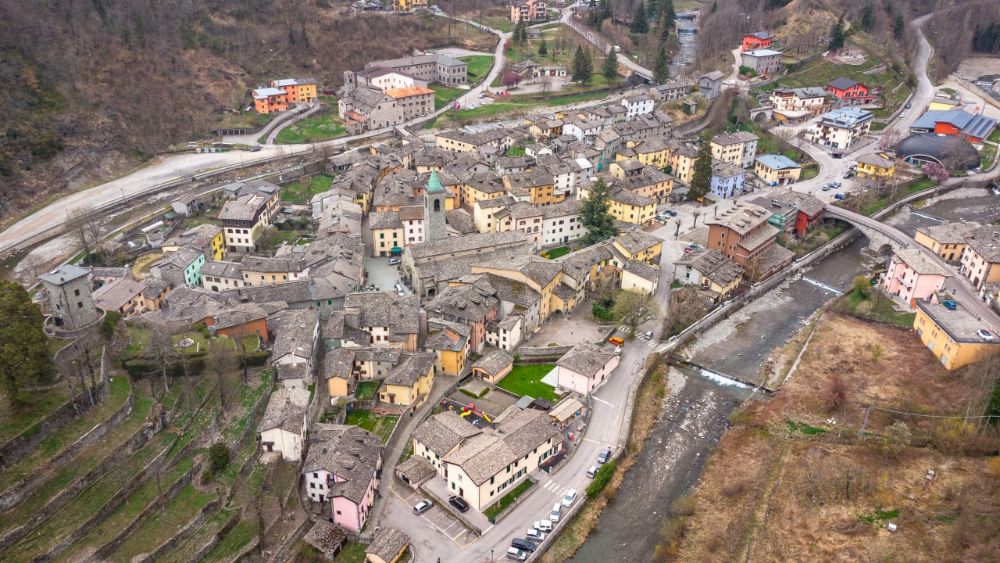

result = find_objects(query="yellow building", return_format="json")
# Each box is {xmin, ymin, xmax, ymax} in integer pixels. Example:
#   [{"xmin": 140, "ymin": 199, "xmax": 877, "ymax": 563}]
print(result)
[
  {"xmin": 914, "ymin": 222, "xmax": 982, "ymax": 262},
  {"xmin": 612, "ymin": 230, "xmax": 663, "ymax": 264},
  {"xmin": 632, "ymin": 138, "xmax": 671, "ymax": 169},
  {"xmin": 323, "ymin": 348, "xmax": 354, "ymax": 398},
  {"xmin": 378, "ymin": 352, "xmax": 436, "ymax": 407},
  {"xmin": 504, "ymin": 172, "xmax": 565, "ymax": 206},
  {"xmin": 370, "ymin": 211, "xmax": 404, "ymax": 257},
  {"xmin": 425, "ymin": 321, "xmax": 470, "ymax": 377},
  {"xmin": 855, "ymin": 153, "xmax": 896, "ymax": 179},
  {"xmin": 162, "ymin": 224, "xmax": 225, "ymax": 261},
  {"xmin": 913, "ymin": 301, "xmax": 1000, "ymax": 370},
  {"xmin": 472, "ymin": 255, "xmax": 565, "ymax": 322},
  {"xmin": 582, "ymin": 186, "xmax": 655, "ymax": 225},
  {"xmin": 470, "ymin": 349, "xmax": 514, "ymax": 383},
  {"xmin": 463, "ymin": 174, "xmax": 508, "ymax": 208},
  {"xmin": 753, "ymin": 154, "xmax": 802, "ymax": 186},
  {"xmin": 270, "ymin": 78, "xmax": 318, "ymax": 104},
  {"xmin": 394, "ymin": 0, "xmax": 428, "ymax": 10},
  {"xmin": 670, "ymin": 146, "xmax": 698, "ymax": 184}
]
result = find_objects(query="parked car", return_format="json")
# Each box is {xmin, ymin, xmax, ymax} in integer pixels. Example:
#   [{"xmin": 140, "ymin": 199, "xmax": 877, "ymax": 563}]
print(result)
[
  {"xmin": 562, "ymin": 489, "xmax": 578, "ymax": 507},
  {"xmin": 549, "ymin": 503, "xmax": 561, "ymax": 523},
  {"xmin": 449, "ymin": 496, "xmax": 470, "ymax": 513},
  {"xmin": 942, "ymin": 300, "xmax": 958, "ymax": 311},
  {"xmin": 526, "ymin": 528, "xmax": 546, "ymax": 542},
  {"xmin": 506, "ymin": 547, "xmax": 527, "ymax": 561},
  {"xmin": 642, "ymin": 330, "xmax": 653, "ymax": 341},
  {"xmin": 833, "ymin": 192, "xmax": 847, "ymax": 201},
  {"xmin": 413, "ymin": 499, "xmax": 433, "ymax": 515},
  {"xmin": 597, "ymin": 447, "xmax": 612, "ymax": 465},
  {"xmin": 821, "ymin": 185, "xmax": 832, "ymax": 192},
  {"xmin": 586, "ymin": 465, "xmax": 598, "ymax": 478},
  {"xmin": 843, "ymin": 171, "xmax": 853, "ymax": 179},
  {"xmin": 535, "ymin": 519, "xmax": 553, "ymax": 532},
  {"xmin": 511, "ymin": 538, "xmax": 537, "ymax": 552},
  {"xmin": 978, "ymin": 329, "xmax": 996, "ymax": 341},
  {"xmin": 388, "ymin": 257, "xmax": 401, "ymax": 266},
  {"xmin": 832, "ymin": 181, "xmax": 842, "ymax": 188},
  {"xmin": 608, "ymin": 336, "xmax": 624, "ymax": 346}
]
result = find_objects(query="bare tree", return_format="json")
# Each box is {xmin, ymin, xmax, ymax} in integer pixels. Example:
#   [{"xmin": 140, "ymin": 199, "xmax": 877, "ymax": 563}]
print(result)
[
  {"xmin": 232, "ymin": 329, "xmax": 253, "ymax": 385},
  {"xmin": 612, "ymin": 290, "xmax": 659, "ymax": 338},
  {"xmin": 66, "ymin": 206, "xmax": 102, "ymax": 260},
  {"xmin": 148, "ymin": 322, "xmax": 176, "ymax": 396},
  {"xmin": 208, "ymin": 337, "xmax": 235, "ymax": 409}
]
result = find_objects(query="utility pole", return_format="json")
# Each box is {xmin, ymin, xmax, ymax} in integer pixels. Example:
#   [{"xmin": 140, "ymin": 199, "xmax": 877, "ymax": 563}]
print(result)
[{"xmin": 858, "ymin": 405, "xmax": 871, "ymax": 437}]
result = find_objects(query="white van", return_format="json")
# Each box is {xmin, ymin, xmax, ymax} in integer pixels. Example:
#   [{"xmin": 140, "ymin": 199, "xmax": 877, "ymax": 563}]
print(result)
[
  {"xmin": 535, "ymin": 519, "xmax": 553, "ymax": 532},
  {"xmin": 506, "ymin": 547, "xmax": 527, "ymax": 561},
  {"xmin": 549, "ymin": 502, "xmax": 561, "ymax": 523}
]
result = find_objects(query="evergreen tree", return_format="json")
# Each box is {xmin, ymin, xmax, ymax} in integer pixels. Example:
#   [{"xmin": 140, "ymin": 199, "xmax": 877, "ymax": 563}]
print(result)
[
  {"xmin": 690, "ymin": 132, "xmax": 713, "ymax": 200},
  {"xmin": 892, "ymin": 13, "xmax": 905, "ymax": 40},
  {"xmin": 0, "ymin": 281, "xmax": 54, "ymax": 408},
  {"xmin": 603, "ymin": 48, "xmax": 619, "ymax": 81},
  {"xmin": 653, "ymin": 47, "xmax": 670, "ymax": 83},
  {"xmin": 538, "ymin": 37, "xmax": 548, "ymax": 56},
  {"xmin": 580, "ymin": 178, "xmax": 617, "ymax": 243},
  {"xmin": 860, "ymin": 3, "xmax": 875, "ymax": 31},
  {"xmin": 631, "ymin": 1, "xmax": 649, "ymax": 34},
  {"xmin": 572, "ymin": 46, "xmax": 593, "ymax": 83},
  {"xmin": 660, "ymin": 0, "xmax": 675, "ymax": 38},
  {"xmin": 828, "ymin": 16, "xmax": 846, "ymax": 51}
]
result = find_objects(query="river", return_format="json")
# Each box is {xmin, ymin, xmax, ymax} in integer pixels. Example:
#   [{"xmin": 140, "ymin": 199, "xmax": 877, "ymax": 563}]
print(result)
[{"xmin": 570, "ymin": 191, "xmax": 997, "ymax": 561}]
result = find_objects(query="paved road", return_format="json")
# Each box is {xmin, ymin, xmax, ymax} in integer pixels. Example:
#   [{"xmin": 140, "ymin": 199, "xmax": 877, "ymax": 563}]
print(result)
[
  {"xmin": 559, "ymin": 2, "xmax": 653, "ymax": 79},
  {"xmin": 0, "ymin": 19, "xmax": 511, "ymax": 259}
]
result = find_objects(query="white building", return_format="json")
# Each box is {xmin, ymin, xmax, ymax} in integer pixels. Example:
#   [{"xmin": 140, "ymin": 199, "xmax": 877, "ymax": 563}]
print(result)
[
  {"xmin": 257, "ymin": 387, "xmax": 310, "ymax": 462},
  {"xmin": 621, "ymin": 94, "xmax": 655, "ymax": 119},
  {"xmin": 486, "ymin": 314, "xmax": 523, "ymax": 351},
  {"xmin": 548, "ymin": 342, "xmax": 620, "ymax": 395},
  {"xmin": 710, "ymin": 132, "xmax": 759, "ymax": 168},
  {"xmin": 541, "ymin": 199, "xmax": 583, "ymax": 246},
  {"xmin": 805, "ymin": 107, "xmax": 874, "ymax": 150}
]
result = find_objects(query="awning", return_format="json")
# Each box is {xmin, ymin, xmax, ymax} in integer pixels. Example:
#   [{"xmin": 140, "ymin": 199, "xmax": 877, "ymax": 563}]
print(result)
[{"xmin": 390, "ymin": 246, "xmax": 403, "ymax": 256}]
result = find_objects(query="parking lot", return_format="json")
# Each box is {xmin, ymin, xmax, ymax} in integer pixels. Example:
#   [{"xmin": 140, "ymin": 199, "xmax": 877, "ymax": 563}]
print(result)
[
  {"xmin": 390, "ymin": 483, "xmax": 478, "ymax": 548},
  {"xmin": 364, "ymin": 256, "xmax": 404, "ymax": 293}
]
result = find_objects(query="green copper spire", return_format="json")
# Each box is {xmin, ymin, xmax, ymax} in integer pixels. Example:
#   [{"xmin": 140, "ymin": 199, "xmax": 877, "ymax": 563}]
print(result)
[{"xmin": 426, "ymin": 170, "xmax": 445, "ymax": 193}]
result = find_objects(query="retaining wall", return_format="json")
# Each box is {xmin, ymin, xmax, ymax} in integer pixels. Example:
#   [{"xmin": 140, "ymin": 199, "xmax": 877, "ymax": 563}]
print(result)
[{"xmin": 132, "ymin": 498, "xmax": 224, "ymax": 563}]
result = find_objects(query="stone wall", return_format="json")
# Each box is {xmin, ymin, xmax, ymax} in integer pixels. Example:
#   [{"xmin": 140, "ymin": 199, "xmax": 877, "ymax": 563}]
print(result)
[{"xmin": 132, "ymin": 498, "xmax": 225, "ymax": 563}]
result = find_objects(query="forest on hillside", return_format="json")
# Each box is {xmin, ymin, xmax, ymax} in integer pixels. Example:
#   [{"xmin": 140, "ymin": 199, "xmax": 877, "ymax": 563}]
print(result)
[{"xmin": 0, "ymin": 0, "xmax": 493, "ymax": 221}]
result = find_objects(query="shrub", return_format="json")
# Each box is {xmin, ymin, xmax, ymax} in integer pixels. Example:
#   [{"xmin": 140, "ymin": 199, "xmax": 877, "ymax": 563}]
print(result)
[
  {"xmin": 209, "ymin": 442, "xmax": 230, "ymax": 471},
  {"xmin": 592, "ymin": 302, "xmax": 615, "ymax": 322},
  {"xmin": 201, "ymin": 469, "xmax": 214, "ymax": 484},
  {"xmin": 586, "ymin": 460, "xmax": 616, "ymax": 497},
  {"xmin": 100, "ymin": 310, "xmax": 121, "ymax": 341},
  {"xmin": 822, "ymin": 373, "xmax": 849, "ymax": 413}
]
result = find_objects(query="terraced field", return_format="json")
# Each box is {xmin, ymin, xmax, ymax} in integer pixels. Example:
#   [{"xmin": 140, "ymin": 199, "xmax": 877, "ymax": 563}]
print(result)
[{"xmin": 0, "ymin": 366, "xmax": 274, "ymax": 562}]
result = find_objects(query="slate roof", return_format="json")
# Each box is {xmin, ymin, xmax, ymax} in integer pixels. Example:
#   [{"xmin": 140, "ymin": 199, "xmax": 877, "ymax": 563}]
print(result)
[
  {"xmin": 712, "ymin": 131, "xmax": 759, "ymax": 146},
  {"xmin": 303, "ymin": 424, "xmax": 382, "ymax": 504},
  {"xmin": 827, "ymin": 77, "xmax": 859, "ymax": 90},
  {"xmin": 443, "ymin": 408, "xmax": 560, "ymax": 485},
  {"xmin": 556, "ymin": 342, "xmax": 618, "ymax": 378},
  {"xmin": 471, "ymin": 348, "xmax": 514, "ymax": 377},
  {"xmin": 258, "ymin": 387, "xmax": 309, "ymax": 433},
  {"xmin": 243, "ymin": 255, "xmax": 306, "ymax": 273},
  {"xmin": 675, "ymin": 249, "xmax": 744, "ymax": 287},
  {"xmin": 270, "ymin": 309, "xmax": 318, "ymax": 360},
  {"xmin": 412, "ymin": 411, "xmax": 482, "ymax": 456},
  {"xmin": 967, "ymin": 226, "xmax": 1000, "ymax": 262},
  {"xmin": 614, "ymin": 230, "xmax": 662, "ymax": 256},
  {"xmin": 383, "ymin": 352, "xmax": 436, "ymax": 387},
  {"xmin": 366, "ymin": 528, "xmax": 410, "ymax": 563},
  {"xmin": 202, "ymin": 261, "xmax": 243, "ymax": 279},
  {"xmin": 915, "ymin": 222, "xmax": 983, "ymax": 245},
  {"xmin": 92, "ymin": 278, "xmax": 146, "ymax": 311},
  {"xmin": 344, "ymin": 292, "xmax": 420, "ymax": 337}
]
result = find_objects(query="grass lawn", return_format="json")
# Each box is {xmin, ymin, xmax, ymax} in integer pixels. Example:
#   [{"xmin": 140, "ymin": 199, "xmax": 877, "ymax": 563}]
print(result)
[
  {"xmin": 0, "ymin": 375, "xmax": 130, "ymax": 491},
  {"xmin": 857, "ymin": 176, "xmax": 936, "ymax": 216},
  {"xmin": 345, "ymin": 410, "xmax": 399, "ymax": 444},
  {"xmin": 334, "ymin": 541, "xmax": 370, "ymax": 563},
  {"xmin": 484, "ymin": 478, "xmax": 535, "ymax": 520},
  {"xmin": 761, "ymin": 43, "xmax": 909, "ymax": 118},
  {"xmin": 171, "ymin": 330, "xmax": 209, "ymax": 354},
  {"xmin": 980, "ymin": 142, "xmax": 997, "ymax": 170},
  {"xmin": 216, "ymin": 110, "xmax": 273, "ymax": 132},
  {"xmin": 496, "ymin": 363, "xmax": 558, "ymax": 401},
  {"xmin": 429, "ymin": 89, "xmax": 610, "ymax": 129},
  {"xmin": 461, "ymin": 55, "xmax": 495, "ymax": 83},
  {"xmin": 430, "ymin": 83, "xmax": 467, "ymax": 110},
  {"xmin": 542, "ymin": 246, "xmax": 570, "ymax": 259},
  {"xmin": 835, "ymin": 287, "xmax": 916, "ymax": 329},
  {"xmin": 475, "ymin": 16, "xmax": 515, "ymax": 32},
  {"xmin": 355, "ymin": 381, "xmax": 380, "ymax": 401},
  {"xmin": 800, "ymin": 166, "xmax": 819, "ymax": 180},
  {"xmin": 274, "ymin": 99, "xmax": 346, "ymax": 144},
  {"xmin": 280, "ymin": 174, "xmax": 334, "ymax": 204},
  {"xmin": 111, "ymin": 483, "xmax": 214, "ymax": 561},
  {"xmin": 204, "ymin": 519, "xmax": 256, "ymax": 561},
  {"xmin": 989, "ymin": 128, "xmax": 1000, "ymax": 144},
  {"xmin": 0, "ymin": 384, "xmax": 71, "ymax": 445}
]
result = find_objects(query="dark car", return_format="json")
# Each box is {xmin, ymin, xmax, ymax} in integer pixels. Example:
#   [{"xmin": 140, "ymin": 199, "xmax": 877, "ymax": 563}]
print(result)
[
  {"xmin": 511, "ymin": 538, "xmax": 537, "ymax": 552},
  {"xmin": 449, "ymin": 495, "xmax": 470, "ymax": 513}
]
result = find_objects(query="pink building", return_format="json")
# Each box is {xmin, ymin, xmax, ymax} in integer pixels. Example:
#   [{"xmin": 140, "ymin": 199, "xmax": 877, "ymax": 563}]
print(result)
[
  {"xmin": 303, "ymin": 424, "xmax": 382, "ymax": 533},
  {"xmin": 550, "ymin": 342, "xmax": 621, "ymax": 395},
  {"xmin": 879, "ymin": 249, "xmax": 951, "ymax": 306}
]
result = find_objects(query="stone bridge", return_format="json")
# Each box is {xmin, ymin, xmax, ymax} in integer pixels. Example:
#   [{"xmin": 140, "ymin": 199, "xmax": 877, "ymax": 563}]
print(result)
[
  {"xmin": 750, "ymin": 106, "xmax": 773, "ymax": 123},
  {"xmin": 823, "ymin": 204, "xmax": 910, "ymax": 254}
]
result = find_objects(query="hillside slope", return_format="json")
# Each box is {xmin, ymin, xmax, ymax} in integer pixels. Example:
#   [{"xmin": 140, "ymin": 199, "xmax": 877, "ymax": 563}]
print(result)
[{"xmin": 0, "ymin": 0, "xmax": 492, "ymax": 222}]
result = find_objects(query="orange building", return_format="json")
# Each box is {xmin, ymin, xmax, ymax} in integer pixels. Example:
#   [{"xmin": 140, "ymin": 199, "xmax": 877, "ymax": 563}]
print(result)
[
  {"xmin": 271, "ymin": 78, "xmax": 319, "ymax": 103},
  {"xmin": 253, "ymin": 87, "xmax": 288, "ymax": 114},
  {"xmin": 741, "ymin": 32, "xmax": 774, "ymax": 51}
]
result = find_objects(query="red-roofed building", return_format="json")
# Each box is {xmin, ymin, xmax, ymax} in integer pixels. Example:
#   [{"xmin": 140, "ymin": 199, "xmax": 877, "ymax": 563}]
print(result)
[
  {"xmin": 825, "ymin": 77, "xmax": 877, "ymax": 105},
  {"xmin": 741, "ymin": 32, "xmax": 774, "ymax": 51}
]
